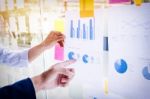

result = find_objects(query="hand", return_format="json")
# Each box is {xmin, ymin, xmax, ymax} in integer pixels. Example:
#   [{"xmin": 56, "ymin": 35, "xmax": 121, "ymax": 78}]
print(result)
[
  {"xmin": 41, "ymin": 31, "xmax": 65, "ymax": 49},
  {"xmin": 31, "ymin": 59, "xmax": 76, "ymax": 92},
  {"xmin": 28, "ymin": 31, "xmax": 65, "ymax": 62}
]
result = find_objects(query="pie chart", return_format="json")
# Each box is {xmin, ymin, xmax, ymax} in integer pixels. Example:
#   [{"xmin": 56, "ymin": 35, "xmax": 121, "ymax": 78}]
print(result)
[
  {"xmin": 82, "ymin": 54, "xmax": 89, "ymax": 64},
  {"xmin": 68, "ymin": 51, "xmax": 75, "ymax": 60},
  {"xmin": 114, "ymin": 59, "xmax": 128, "ymax": 74},
  {"xmin": 142, "ymin": 66, "xmax": 150, "ymax": 80}
]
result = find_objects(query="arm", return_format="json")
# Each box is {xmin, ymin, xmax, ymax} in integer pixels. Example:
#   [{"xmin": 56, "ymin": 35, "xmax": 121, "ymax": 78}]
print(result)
[
  {"xmin": 0, "ymin": 78, "xmax": 36, "ymax": 99},
  {"xmin": 0, "ymin": 48, "xmax": 29, "ymax": 67},
  {"xmin": 0, "ymin": 31, "xmax": 65, "ymax": 67},
  {"xmin": 0, "ymin": 60, "xmax": 76, "ymax": 99},
  {"xmin": 31, "ymin": 59, "xmax": 76, "ymax": 92}
]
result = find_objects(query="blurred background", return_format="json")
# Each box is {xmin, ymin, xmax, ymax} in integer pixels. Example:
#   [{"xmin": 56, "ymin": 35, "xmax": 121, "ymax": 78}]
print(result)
[{"xmin": 0, "ymin": 0, "xmax": 150, "ymax": 99}]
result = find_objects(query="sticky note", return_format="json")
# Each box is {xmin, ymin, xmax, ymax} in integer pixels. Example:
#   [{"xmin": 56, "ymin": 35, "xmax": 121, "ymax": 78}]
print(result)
[
  {"xmin": 80, "ymin": 0, "xmax": 94, "ymax": 18},
  {"xmin": 133, "ymin": 0, "xmax": 143, "ymax": 6},
  {"xmin": 55, "ymin": 44, "xmax": 64, "ymax": 61},
  {"xmin": 54, "ymin": 19, "xmax": 65, "ymax": 33},
  {"xmin": 104, "ymin": 79, "xmax": 108, "ymax": 94},
  {"xmin": 109, "ymin": 0, "xmax": 131, "ymax": 4},
  {"xmin": 54, "ymin": 19, "xmax": 65, "ymax": 61}
]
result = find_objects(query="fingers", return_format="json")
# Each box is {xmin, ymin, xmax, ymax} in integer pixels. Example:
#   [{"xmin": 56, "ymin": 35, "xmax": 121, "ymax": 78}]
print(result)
[
  {"xmin": 51, "ymin": 60, "xmax": 76, "ymax": 74},
  {"xmin": 58, "ymin": 74, "xmax": 68, "ymax": 85},
  {"xmin": 52, "ymin": 31, "xmax": 63, "ymax": 36},
  {"xmin": 56, "ymin": 37, "xmax": 65, "ymax": 47},
  {"xmin": 58, "ymin": 68, "xmax": 75, "ymax": 87},
  {"xmin": 59, "ymin": 59, "xmax": 76, "ymax": 67},
  {"xmin": 60, "ymin": 79, "xmax": 69, "ymax": 87},
  {"xmin": 58, "ymin": 68, "xmax": 74, "ymax": 77},
  {"xmin": 68, "ymin": 68, "xmax": 75, "ymax": 73},
  {"xmin": 55, "ymin": 35, "xmax": 65, "ymax": 41},
  {"xmin": 52, "ymin": 31, "xmax": 65, "ymax": 39},
  {"xmin": 59, "ymin": 75, "xmax": 75, "ymax": 87},
  {"xmin": 54, "ymin": 32, "xmax": 65, "ymax": 47},
  {"xmin": 58, "ymin": 40, "xmax": 64, "ymax": 47},
  {"xmin": 48, "ymin": 31, "xmax": 65, "ymax": 42},
  {"xmin": 58, "ymin": 68, "xmax": 75, "ymax": 80}
]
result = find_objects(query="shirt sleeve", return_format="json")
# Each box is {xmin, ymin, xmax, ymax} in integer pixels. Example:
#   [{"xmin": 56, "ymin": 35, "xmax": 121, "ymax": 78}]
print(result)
[
  {"xmin": 0, "ymin": 48, "xmax": 29, "ymax": 67},
  {"xmin": 0, "ymin": 78, "xmax": 36, "ymax": 99}
]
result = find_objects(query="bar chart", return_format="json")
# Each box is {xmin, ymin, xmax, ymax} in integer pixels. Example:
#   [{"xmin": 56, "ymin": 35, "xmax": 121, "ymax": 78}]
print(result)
[{"xmin": 69, "ymin": 18, "xmax": 95, "ymax": 40}]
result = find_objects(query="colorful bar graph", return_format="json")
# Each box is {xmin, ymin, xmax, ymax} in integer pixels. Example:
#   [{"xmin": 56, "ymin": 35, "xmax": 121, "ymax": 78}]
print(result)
[{"xmin": 70, "ymin": 18, "xmax": 95, "ymax": 40}]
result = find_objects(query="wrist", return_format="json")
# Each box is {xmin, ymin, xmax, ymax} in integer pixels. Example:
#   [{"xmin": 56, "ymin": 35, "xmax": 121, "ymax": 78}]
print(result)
[
  {"xmin": 31, "ymin": 75, "xmax": 43, "ymax": 92},
  {"xmin": 38, "ymin": 42, "xmax": 48, "ymax": 51}
]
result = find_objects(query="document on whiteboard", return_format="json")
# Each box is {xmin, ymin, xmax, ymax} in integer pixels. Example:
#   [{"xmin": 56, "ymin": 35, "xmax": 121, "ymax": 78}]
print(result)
[{"xmin": 108, "ymin": 3, "xmax": 150, "ymax": 99}]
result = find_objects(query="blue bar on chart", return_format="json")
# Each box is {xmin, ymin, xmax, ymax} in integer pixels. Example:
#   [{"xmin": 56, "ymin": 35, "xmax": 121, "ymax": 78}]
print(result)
[
  {"xmin": 70, "ymin": 20, "xmax": 74, "ymax": 38},
  {"xmin": 103, "ymin": 37, "xmax": 109, "ymax": 51},
  {"xmin": 83, "ymin": 24, "xmax": 86, "ymax": 39},
  {"xmin": 77, "ymin": 20, "xmax": 80, "ymax": 38},
  {"xmin": 69, "ymin": 18, "xmax": 95, "ymax": 40},
  {"xmin": 90, "ymin": 19, "xmax": 94, "ymax": 40}
]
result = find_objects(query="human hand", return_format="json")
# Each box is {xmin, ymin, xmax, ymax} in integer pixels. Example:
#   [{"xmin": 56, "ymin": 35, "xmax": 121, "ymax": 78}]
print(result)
[
  {"xmin": 28, "ymin": 31, "xmax": 65, "ymax": 62},
  {"xmin": 31, "ymin": 59, "xmax": 76, "ymax": 92},
  {"xmin": 41, "ymin": 31, "xmax": 65, "ymax": 49}
]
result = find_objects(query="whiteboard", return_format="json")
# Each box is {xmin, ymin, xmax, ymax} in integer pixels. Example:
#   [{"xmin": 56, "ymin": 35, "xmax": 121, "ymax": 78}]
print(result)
[{"xmin": 108, "ymin": 3, "xmax": 150, "ymax": 99}]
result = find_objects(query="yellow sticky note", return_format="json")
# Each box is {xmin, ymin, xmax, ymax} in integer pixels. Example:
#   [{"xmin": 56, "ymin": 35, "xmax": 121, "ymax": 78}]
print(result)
[
  {"xmin": 80, "ymin": 0, "xmax": 94, "ymax": 18},
  {"xmin": 54, "ymin": 19, "xmax": 65, "ymax": 33},
  {"xmin": 134, "ymin": 0, "xmax": 143, "ymax": 6},
  {"xmin": 104, "ymin": 79, "xmax": 108, "ymax": 94}
]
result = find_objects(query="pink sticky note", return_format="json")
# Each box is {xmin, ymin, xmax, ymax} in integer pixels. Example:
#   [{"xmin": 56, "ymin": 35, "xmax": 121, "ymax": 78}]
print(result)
[
  {"xmin": 54, "ymin": 44, "xmax": 64, "ymax": 61},
  {"xmin": 109, "ymin": 0, "xmax": 130, "ymax": 4}
]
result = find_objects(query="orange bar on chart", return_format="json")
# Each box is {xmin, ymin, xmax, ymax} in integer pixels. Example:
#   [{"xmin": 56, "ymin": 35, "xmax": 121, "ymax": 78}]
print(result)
[
  {"xmin": 80, "ymin": 0, "xmax": 94, "ymax": 18},
  {"xmin": 54, "ymin": 19, "xmax": 65, "ymax": 61}
]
